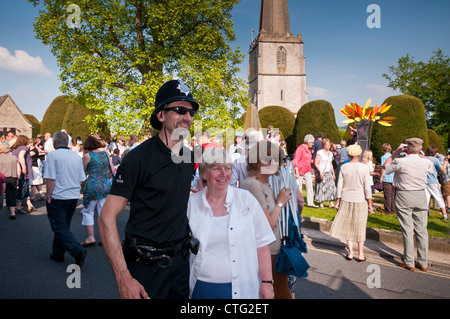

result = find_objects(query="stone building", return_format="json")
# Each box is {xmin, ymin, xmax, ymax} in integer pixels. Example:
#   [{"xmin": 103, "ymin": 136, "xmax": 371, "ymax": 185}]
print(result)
[
  {"xmin": 248, "ymin": 0, "xmax": 307, "ymax": 115},
  {"xmin": 0, "ymin": 94, "xmax": 33, "ymax": 138}
]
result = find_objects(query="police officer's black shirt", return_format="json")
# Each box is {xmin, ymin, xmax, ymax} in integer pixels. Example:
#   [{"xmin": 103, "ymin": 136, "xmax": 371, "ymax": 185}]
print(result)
[{"xmin": 109, "ymin": 134, "xmax": 194, "ymax": 244}]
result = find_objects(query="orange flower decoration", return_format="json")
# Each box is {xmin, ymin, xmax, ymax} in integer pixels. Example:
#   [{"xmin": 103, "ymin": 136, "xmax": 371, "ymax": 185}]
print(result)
[{"xmin": 340, "ymin": 98, "xmax": 396, "ymax": 126}]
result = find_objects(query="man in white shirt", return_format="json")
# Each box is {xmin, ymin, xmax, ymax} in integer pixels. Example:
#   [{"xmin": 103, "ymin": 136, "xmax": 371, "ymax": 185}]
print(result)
[
  {"xmin": 41, "ymin": 132, "xmax": 54, "ymax": 177},
  {"xmin": 229, "ymin": 138, "xmax": 249, "ymax": 187},
  {"xmin": 44, "ymin": 130, "xmax": 87, "ymax": 268},
  {"xmin": 384, "ymin": 137, "xmax": 434, "ymax": 272},
  {"xmin": 43, "ymin": 132, "xmax": 54, "ymax": 155},
  {"xmin": 116, "ymin": 136, "xmax": 128, "ymax": 156},
  {"xmin": 128, "ymin": 134, "xmax": 140, "ymax": 151}
]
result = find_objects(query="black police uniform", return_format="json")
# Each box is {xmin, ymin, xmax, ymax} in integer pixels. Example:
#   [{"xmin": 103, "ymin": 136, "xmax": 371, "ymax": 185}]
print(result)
[{"xmin": 109, "ymin": 134, "xmax": 194, "ymax": 299}]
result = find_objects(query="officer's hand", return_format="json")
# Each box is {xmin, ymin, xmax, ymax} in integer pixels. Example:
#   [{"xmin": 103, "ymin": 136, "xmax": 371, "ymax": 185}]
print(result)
[{"xmin": 119, "ymin": 276, "xmax": 150, "ymax": 299}]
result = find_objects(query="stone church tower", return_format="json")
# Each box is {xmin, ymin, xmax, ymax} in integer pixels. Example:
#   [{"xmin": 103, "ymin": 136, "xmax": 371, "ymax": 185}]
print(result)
[{"xmin": 248, "ymin": 0, "xmax": 307, "ymax": 115}]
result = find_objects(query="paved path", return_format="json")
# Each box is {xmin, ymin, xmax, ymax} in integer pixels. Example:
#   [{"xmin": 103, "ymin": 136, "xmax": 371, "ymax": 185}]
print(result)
[
  {"xmin": 301, "ymin": 217, "xmax": 450, "ymax": 271},
  {"xmin": 1, "ymin": 196, "xmax": 448, "ymax": 299}
]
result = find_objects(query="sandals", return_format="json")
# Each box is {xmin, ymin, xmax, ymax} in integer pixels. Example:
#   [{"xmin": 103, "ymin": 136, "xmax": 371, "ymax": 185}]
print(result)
[
  {"xmin": 15, "ymin": 208, "xmax": 27, "ymax": 214},
  {"xmin": 81, "ymin": 241, "xmax": 96, "ymax": 247},
  {"xmin": 344, "ymin": 252, "xmax": 366, "ymax": 262}
]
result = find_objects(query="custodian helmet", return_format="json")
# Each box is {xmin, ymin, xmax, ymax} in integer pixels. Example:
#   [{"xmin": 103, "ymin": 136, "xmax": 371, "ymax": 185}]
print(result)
[{"xmin": 150, "ymin": 79, "xmax": 199, "ymax": 130}]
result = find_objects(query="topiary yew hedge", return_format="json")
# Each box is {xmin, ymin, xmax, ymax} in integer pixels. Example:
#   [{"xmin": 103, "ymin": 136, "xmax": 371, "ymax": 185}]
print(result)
[
  {"xmin": 427, "ymin": 128, "xmax": 446, "ymax": 155},
  {"xmin": 258, "ymin": 105, "xmax": 296, "ymax": 141},
  {"xmin": 371, "ymin": 95, "xmax": 429, "ymax": 161},
  {"xmin": 62, "ymin": 97, "xmax": 110, "ymax": 141},
  {"xmin": 291, "ymin": 100, "xmax": 341, "ymax": 154},
  {"xmin": 40, "ymin": 95, "xmax": 68, "ymax": 135},
  {"xmin": 41, "ymin": 95, "xmax": 110, "ymax": 140},
  {"xmin": 24, "ymin": 114, "xmax": 41, "ymax": 138}
]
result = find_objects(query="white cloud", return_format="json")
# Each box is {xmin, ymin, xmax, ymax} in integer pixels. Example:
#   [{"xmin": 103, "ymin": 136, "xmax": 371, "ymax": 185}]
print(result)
[
  {"xmin": 0, "ymin": 47, "xmax": 52, "ymax": 76},
  {"xmin": 307, "ymin": 86, "xmax": 332, "ymax": 99}
]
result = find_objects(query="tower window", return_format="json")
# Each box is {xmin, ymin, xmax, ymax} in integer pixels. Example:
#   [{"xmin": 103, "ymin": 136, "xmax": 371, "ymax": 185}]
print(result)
[
  {"xmin": 277, "ymin": 47, "xmax": 287, "ymax": 73},
  {"xmin": 281, "ymin": 90, "xmax": 284, "ymax": 101}
]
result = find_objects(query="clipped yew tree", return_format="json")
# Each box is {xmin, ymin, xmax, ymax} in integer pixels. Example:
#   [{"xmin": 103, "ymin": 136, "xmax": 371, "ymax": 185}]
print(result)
[
  {"xmin": 291, "ymin": 100, "xmax": 340, "ymax": 153},
  {"xmin": 371, "ymin": 95, "xmax": 429, "ymax": 161},
  {"xmin": 24, "ymin": 114, "xmax": 41, "ymax": 138},
  {"xmin": 40, "ymin": 95, "xmax": 68, "ymax": 135},
  {"xmin": 62, "ymin": 97, "xmax": 110, "ymax": 141},
  {"xmin": 258, "ymin": 106, "xmax": 295, "ymax": 141},
  {"xmin": 427, "ymin": 129, "xmax": 446, "ymax": 155}
]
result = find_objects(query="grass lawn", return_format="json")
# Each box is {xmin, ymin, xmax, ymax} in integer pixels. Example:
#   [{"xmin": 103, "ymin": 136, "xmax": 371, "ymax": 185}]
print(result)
[{"xmin": 301, "ymin": 191, "xmax": 450, "ymax": 238}]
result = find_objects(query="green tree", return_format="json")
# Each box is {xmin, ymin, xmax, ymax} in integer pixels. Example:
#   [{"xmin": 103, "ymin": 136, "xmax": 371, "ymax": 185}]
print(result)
[
  {"xmin": 29, "ymin": 0, "xmax": 249, "ymax": 135},
  {"xmin": 382, "ymin": 49, "xmax": 450, "ymax": 146}
]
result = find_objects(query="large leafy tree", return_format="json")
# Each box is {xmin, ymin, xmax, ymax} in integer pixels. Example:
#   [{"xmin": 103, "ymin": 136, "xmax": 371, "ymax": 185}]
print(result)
[
  {"xmin": 29, "ymin": 0, "xmax": 249, "ymax": 136},
  {"xmin": 382, "ymin": 49, "xmax": 450, "ymax": 146}
]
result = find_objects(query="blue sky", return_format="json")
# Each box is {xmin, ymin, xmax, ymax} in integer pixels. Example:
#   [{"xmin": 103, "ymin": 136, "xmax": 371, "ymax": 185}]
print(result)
[{"xmin": 1, "ymin": 0, "xmax": 449, "ymax": 126}]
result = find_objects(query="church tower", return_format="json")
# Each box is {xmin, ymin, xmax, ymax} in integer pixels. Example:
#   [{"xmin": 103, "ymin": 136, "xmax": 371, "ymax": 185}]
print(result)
[{"xmin": 248, "ymin": 0, "xmax": 307, "ymax": 115}]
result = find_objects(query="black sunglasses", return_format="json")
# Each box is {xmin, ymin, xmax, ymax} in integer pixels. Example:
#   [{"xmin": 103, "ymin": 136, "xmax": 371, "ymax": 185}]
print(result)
[{"xmin": 163, "ymin": 106, "xmax": 196, "ymax": 117}]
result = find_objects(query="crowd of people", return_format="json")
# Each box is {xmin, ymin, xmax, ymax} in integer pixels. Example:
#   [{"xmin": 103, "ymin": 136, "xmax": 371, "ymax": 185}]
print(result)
[
  {"xmin": 1, "ymin": 80, "xmax": 450, "ymax": 299},
  {"xmin": 0, "ymin": 129, "xmax": 146, "ymax": 268}
]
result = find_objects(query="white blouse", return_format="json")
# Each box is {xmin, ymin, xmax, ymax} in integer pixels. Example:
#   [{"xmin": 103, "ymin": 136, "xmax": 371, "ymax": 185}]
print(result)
[
  {"xmin": 187, "ymin": 185, "xmax": 275, "ymax": 299},
  {"xmin": 316, "ymin": 149, "xmax": 334, "ymax": 173}
]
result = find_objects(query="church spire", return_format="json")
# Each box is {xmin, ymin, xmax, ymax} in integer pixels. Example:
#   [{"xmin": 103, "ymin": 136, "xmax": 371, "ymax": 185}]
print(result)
[{"xmin": 259, "ymin": 0, "xmax": 291, "ymax": 36}]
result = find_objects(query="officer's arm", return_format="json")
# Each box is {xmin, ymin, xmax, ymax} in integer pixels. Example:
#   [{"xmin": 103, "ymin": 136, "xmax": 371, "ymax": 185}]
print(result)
[{"xmin": 98, "ymin": 194, "xmax": 149, "ymax": 299}]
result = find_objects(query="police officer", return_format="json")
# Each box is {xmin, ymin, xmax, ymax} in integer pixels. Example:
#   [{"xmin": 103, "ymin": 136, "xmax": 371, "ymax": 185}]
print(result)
[{"xmin": 99, "ymin": 79, "xmax": 199, "ymax": 299}]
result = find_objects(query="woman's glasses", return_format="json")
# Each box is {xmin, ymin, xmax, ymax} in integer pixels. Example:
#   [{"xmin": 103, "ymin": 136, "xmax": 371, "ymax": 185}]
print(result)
[{"xmin": 163, "ymin": 106, "xmax": 196, "ymax": 117}]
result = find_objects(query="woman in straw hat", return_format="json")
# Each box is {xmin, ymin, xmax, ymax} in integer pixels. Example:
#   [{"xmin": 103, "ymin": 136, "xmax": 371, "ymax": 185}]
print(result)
[{"xmin": 330, "ymin": 144, "xmax": 373, "ymax": 262}]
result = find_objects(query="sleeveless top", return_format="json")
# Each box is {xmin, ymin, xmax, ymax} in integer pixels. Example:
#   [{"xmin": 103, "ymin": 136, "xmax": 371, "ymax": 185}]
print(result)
[{"xmin": 83, "ymin": 151, "xmax": 112, "ymax": 205}]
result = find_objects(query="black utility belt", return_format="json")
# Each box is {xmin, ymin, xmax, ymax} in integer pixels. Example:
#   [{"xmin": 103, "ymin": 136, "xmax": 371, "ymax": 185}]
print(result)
[{"xmin": 123, "ymin": 235, "xmax": 199, "ymax": 268}]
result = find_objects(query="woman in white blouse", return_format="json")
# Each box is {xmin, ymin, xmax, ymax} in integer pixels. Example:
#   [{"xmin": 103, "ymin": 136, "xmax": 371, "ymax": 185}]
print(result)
[
  {"xmin": 330, "ymin": 144, "xmax": 373, "ymax": 262},
  {"xmin": 314, "ymin": 138, "xmax": 337, "ymax": 208},
  {"xmin": 187, "ymin": 148, "xmax": 275, "ymax": 299}
]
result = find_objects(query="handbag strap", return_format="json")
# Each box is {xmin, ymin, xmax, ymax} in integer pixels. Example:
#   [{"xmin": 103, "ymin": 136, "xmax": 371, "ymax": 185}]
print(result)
[{"xmin": 319, "ymin": 151, "xmax": 330, "ymax": 173}]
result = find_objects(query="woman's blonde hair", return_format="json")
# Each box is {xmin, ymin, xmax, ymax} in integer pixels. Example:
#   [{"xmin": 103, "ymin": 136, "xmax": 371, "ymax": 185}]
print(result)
[{"xmin": 361, "ymin": 150, "xmax": 373, "ymax": 164}]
